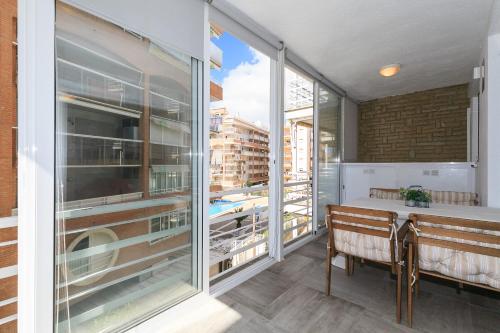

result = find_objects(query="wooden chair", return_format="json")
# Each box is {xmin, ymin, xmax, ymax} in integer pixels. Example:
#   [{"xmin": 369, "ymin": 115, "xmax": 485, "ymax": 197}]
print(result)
[
  {"xmin": 325, "ymin": 205, "xmax": 408, "ymax": 323},
  {"xmin": 407, "ymin": 213, "xmax": 500, "ymax": 327},
  {"xmin": 369, "ymin": 188, "xmax": 402, "ymax": 200}
]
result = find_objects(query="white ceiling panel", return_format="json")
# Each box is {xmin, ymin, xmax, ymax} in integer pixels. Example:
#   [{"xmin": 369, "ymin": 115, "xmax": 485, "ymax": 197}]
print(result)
[{"xmin": 229, "ymin": 0, "xmax": 495, "ymax": 101}]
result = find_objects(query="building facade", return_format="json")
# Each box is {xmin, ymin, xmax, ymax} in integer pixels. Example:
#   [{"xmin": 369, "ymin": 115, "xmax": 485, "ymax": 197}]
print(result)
[
  {"xmin": 210, "ymin": 107, "xmax": 270, "ymax": 189},
  {"xmin": 0, "ymin": 0, "xmax": 18, "ymax": 331}
]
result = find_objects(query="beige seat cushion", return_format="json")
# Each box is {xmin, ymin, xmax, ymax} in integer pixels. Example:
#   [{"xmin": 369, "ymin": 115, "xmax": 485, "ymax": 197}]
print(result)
[
  {"xmin": 418, "ymin": 244, "xmax": 500, "ymax": 289},
  {"xmin": 417, "ymin": 220, "xmax": 499, "ymax": 289},
  {"xmin": 334, "ymin": 230, "xmax": 392, "ymax": 263},
  {"xmin": 369, "ymin": 188, "xmax": 401, "ymax": 200}
]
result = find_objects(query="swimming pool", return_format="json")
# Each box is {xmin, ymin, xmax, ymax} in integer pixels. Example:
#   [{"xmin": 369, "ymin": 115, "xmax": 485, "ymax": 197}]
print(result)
[{"xmin": 209, "ymin": 200, "xmax": 245, "ymax": 217}]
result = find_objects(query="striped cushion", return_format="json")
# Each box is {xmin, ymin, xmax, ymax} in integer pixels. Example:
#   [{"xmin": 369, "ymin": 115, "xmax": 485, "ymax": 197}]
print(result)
[
  {"xmin": 418, "ymin": 244, "xmax": 500, "ymax": 289},
  {"xmin": 417, "ymin": 217, "xmax": 499, "ymax": 289},
  {"xmin": 425, "ymin": 190, "xmax": 479, "ymax": 206},
  {"xmin": 369, "ymin": 188, "xmax": 402, "ymax": 200},
  {"xmin": 332, "ymin": 210, "xmax": 394, "ymax": 263},
  {"xmin": 335, "ymin": 231, "xmax": 392, "ymax": 263}
]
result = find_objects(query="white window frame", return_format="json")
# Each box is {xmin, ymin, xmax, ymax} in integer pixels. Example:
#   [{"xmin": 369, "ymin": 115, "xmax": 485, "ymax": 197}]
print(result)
[
  {"xmin": 18, "ymin": 1, "xmax": 209, "ymax": 332},
  {"xmin": 18, "ymin": 0, "xmax": 55, "ymax": 331}
]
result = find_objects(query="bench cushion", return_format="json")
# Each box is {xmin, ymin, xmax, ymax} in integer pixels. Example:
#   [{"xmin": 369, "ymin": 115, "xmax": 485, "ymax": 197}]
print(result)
[
  {"xmin": 418, "ymin": 244, "xmax": 499, "ymax": 289},
  {"xmin": 334, "ymin": 230, "xmax": 392, "ymax": 263}
]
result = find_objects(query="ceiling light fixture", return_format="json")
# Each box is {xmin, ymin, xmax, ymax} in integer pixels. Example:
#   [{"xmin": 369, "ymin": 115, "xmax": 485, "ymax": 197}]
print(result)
[{"xmin": 379, "ymin": 64, "xmax": 401, "ymax": 77}]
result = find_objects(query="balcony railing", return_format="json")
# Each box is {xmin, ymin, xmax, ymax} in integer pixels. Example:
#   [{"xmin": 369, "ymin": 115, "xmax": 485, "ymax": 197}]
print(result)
[
  {"xmin": 64, "ymin": 133, "xmax": 143, "ymax": 167},
  {"xmin": 57, "ymin": 58, "xmax": 144, "ymax": 112},
  {"xmin": 209, "ymin": 185, "xmax": 270, "ymax": 282},
  {"xmin": 283, "ymin": 180, "xmax": 313, "ymax": 245}
]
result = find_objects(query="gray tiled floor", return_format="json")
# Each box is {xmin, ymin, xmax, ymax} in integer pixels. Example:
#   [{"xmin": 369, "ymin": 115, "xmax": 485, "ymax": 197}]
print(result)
[{"xmin": 216, "ymin": 235, "xmax": 500, "ymax": 333}]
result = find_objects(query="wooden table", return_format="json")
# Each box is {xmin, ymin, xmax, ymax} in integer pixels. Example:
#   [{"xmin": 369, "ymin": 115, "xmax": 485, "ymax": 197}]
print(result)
[{"xmin": 342, "ymin": 197, "xmax": 500, "ymax": 223}]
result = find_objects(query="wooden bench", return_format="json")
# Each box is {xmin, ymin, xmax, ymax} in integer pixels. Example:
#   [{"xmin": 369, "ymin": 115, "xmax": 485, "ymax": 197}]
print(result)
[{"xmin": 325, "ymin": 205, "xmax": 408, "ymax": 323}]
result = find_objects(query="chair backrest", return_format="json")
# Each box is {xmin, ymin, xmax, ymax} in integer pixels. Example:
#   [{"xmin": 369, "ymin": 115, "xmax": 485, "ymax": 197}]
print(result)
[
  {"xmin": 410, "ymin": 213, "xmax": 500, "ymax": 289},
  {"xmin": 326, "ymin": 205, "xmax": 398, "ymax": 266},
  {"xmin": 424, "ymin": 190, "xmax": 480, "ymax": 206},
  {"xmin": 369, "ymin": 188, "xmax": 402, "ymax": 200}
]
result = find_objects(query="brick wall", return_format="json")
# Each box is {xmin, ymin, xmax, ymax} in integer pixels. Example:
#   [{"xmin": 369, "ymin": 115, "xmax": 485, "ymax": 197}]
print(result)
[
  {"xmin": 0, "ymin": 0, "xmax": 17, "ymax": 217},
  {"xmin": 358, "ymin": 84, "xmax": 469, "ymax": 162},
  {"xmin": 0, "ymin": 0, "xmax": 18, "ymax": 331}
]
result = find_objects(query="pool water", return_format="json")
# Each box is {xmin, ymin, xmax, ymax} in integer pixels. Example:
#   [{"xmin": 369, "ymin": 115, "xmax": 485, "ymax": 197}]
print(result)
[{"xmin": 209, "ymin": 200, "xmax": 244, "ymax": 217}]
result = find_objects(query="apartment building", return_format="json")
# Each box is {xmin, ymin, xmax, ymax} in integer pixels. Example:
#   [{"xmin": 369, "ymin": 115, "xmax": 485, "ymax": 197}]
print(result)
[{"xmin": 210, "ymin": 107, "xmax": 269, "ymax": 189}]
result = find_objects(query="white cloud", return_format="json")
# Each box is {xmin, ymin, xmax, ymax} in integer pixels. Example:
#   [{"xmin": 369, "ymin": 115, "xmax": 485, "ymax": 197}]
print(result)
[{"xmin": 218, "ymin": 48, "xmax": 270, "ymax": 127}]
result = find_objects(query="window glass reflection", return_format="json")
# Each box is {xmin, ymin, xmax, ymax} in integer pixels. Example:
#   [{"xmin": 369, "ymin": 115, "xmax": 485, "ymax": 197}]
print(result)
[{"xmin": 55, "ymin": 2, "xmax": 200, "ymax": 332}]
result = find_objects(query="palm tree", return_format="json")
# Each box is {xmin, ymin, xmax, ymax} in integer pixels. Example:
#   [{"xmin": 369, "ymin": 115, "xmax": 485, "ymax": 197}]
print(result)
[{"xmin": 233, "ymin": 207, "xmax": 248, "ymax": 229}]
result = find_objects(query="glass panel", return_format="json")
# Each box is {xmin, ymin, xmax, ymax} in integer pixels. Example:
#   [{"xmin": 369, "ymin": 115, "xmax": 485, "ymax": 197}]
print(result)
[
  {"xmin": 283, "ymin": 67, "xmax": 314, "ymax": 245},
  {"xmin": 54, "ymin": 2, "xmax": 200, "ymax": 332},
  {"xmin": 208, "ymin": 24, "xmax": 271, "ymax": 282},
  {"xmin": 317, "ymin": 85, "xmax": 341, "ymax": 227}
]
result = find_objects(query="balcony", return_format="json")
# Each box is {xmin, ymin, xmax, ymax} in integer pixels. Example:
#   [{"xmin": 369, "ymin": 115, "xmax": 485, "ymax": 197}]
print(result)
[
  {"xmin": 64, "ymin": 133, "xmax": 142, "ymax": 167},
  {"xmin": 9, "ymin": 1, "xmax": 500, "ymax": 333}
]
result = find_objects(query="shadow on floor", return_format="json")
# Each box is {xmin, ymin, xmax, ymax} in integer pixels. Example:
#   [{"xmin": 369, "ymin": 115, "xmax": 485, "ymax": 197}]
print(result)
[{"xmin": 216, "ymin": 235, "xmax": 500, "ymax": 333}]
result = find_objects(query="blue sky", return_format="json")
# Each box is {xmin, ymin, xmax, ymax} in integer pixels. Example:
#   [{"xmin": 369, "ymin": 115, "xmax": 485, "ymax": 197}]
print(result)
[
  {"xmin": 209, "ymin": 30, "xmax": 271, "ymax": 126},
  {"xmin": 210, "ymin": 32, "xmax": 254, "ymax": 83}
]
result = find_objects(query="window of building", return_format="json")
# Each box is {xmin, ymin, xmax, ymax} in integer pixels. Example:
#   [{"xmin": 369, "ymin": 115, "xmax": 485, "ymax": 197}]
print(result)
[{"xmin": 66, "ymin": 229, "xmax": 120, "ymax": 287}]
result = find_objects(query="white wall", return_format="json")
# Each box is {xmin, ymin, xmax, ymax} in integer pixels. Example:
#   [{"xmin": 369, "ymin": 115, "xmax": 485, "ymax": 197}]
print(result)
[
  {"xmin": 341, "ymin": 163, "xmax": 477, "ymax": 203},
  {"xmin": 342, "ymin": 97, "xmax": 358, "ymax": 162},
  {"xmin": 477, "ymin": 1, "xmax": 500, "ymax": 207}
]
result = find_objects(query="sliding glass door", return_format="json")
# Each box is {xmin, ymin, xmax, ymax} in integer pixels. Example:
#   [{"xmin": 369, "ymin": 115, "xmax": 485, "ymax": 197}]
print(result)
[
  {"xmin": 54, "ymin": 2, "xmax": 201, "ymax": 331},
  {"xmin": 207, "ymin": 21, "xmax": 274, "ymax": 284},
  {"xmin": 316, "ymin": 84, "xmax": 341, "ymax": 227},
  {"xmin": 282, "ymin": 67, "xmax": 314, "ymax": 246}
]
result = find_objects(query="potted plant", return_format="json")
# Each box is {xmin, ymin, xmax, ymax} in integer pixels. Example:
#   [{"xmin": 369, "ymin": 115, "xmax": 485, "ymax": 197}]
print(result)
[
  {"xmin": 400, "ymin": 187, "xmax": 432, "ymax": 208},
  {"xmin": 416, "ymin": 190, "xmax": 432, "ymax": 208}
]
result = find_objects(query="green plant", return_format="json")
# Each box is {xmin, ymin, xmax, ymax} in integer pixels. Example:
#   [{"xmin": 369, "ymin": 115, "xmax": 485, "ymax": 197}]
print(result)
[
  {"xmin": 417, "ymin": 191, "xmax": 432, "ymax": 203},
  {"xmin": 400, "ymin": 188, "xmax": 431, "ymax": 203}
]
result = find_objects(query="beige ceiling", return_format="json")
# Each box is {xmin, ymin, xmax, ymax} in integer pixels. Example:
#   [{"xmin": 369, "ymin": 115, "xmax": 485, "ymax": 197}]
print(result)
[{"xmin": 229, "ymin": 0, "xmax": 495, "ymax": 101}]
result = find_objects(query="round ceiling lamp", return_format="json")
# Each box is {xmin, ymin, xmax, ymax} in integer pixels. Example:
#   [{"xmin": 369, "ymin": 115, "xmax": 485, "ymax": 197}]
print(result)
[{"xmin": 379, "ymin": 64, "xmax": 401, "ymax": 77}]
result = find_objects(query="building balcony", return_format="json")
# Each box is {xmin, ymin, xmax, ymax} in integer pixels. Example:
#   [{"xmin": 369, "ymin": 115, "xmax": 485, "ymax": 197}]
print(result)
[{"xmin": 64, "ymin": 133, "xmax": 143, "ymax": 167}]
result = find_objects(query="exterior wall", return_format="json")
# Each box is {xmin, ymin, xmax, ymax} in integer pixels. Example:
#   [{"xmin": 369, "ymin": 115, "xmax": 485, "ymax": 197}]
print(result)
[
  {"xmin": 0, "ymin": 0, "xmax": 17, "ymax": 216},
  {"xmin": 0, "ymin": 0, "xmax": 18, "ymax": 330},
  {"xmin": 358, "ymin": 84, "xmax": 469, "ymax": 162}
]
